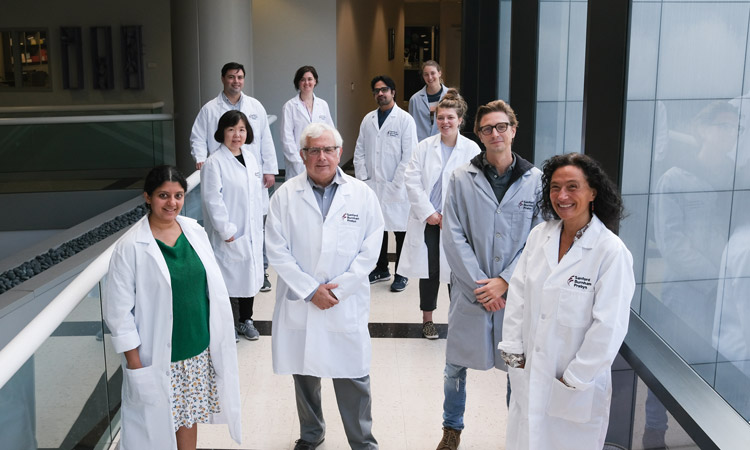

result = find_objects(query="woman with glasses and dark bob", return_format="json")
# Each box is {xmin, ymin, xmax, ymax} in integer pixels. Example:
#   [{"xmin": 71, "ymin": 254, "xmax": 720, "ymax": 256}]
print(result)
[
  {"xmin": 104, "ymin": 165, "xmax": 242, "ymax": 450},
  {"xmin": 499, "ymin": 153, "xmax": 635, "ymax": 449},
  {"xmin": 201, "ymin": 110, "xmax": 265, "ymax": 342},
  {"xmin": 280, "ymin": 65, "xmax": 335, "ymax": 180}
]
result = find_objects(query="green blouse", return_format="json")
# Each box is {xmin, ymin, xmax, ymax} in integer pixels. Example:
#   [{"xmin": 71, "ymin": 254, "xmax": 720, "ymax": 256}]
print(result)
[{"xmin": 156, "ymin": 233, "xmax": 210, "ymax": 362}]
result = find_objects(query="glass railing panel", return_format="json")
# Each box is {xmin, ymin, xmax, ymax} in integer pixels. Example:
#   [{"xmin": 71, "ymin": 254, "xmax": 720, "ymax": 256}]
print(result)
[
  {"xmin": 0, "ymin": 120, "xmax": 171, "ymax": 172},
  {"xmin": 0, "ymin": 281, "xmax": 118, "ymax": 450}
]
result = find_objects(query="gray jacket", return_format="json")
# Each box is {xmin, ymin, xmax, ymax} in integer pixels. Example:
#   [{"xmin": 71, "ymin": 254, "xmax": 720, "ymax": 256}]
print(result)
[{"xmin": 442, "ymin": 152, "xmax": 543, "ymax": 370}]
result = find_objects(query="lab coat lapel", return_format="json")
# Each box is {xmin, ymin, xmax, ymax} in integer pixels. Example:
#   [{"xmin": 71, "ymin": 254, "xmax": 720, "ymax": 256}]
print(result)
[
  {"xmin": 135, "ymin": 218, "xmax": 171, "ymax": 287},
  {"xmin": 542, "ymin": 221, "xmax": 562, "ymax": 271},
  {"xmin": 325, "ymin": 177, "xmax": 350, "ymax": 224},
  {"xmin": 296, "ymin": 176, "xmax": 323, "ymax": 217},
  {"xmin": 467, "ymin": 164, "xmax": 499, "ymax": 205}
]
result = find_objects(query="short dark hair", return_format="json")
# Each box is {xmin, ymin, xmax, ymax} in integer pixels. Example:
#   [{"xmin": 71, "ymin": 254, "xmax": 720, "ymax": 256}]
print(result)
[
  {"xmin": 370, "ymin": 75, "xmax": 396, "ymax": 92},
  {"xmin": 221, "ymin": 62, "xmax": 245, "ymax": 78},
  {"xmin": 294, "ymin": 66, "xmax": 319, "ymax": 89},
  {"xmin": 143, "ymin": 165, "xmax": 187, "ymax": 197},
  {"xmin": 214, "ymin": 110, "xmax": 254, "ymax": 145},
  {"xmin": 474, "ymin": 99, "xmax": 518, "ymax": 136},
  {"xmin": 540, "ymin": 153, "xmax": 625, "ymax": 233}
]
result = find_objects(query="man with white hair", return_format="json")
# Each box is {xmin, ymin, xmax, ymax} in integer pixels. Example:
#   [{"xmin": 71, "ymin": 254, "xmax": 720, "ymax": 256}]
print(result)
[{"xmin": 266, "ymin": 123, "xmax": 384, "ymax": 450}]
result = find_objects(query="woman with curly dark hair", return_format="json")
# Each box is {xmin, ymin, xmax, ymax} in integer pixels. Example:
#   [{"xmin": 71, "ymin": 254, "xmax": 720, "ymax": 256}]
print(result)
[{"xmin": 499, "ymin": 153, "xmax": 635, "ymax": 449}]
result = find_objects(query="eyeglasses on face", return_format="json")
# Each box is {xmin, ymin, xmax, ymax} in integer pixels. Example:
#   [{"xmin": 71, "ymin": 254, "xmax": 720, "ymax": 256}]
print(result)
[
  {"xmin": 302, "ymin": 146, "xmax": 339, "ymax": 156},
  {"xmin": 372, "ymin": 87, "xmax": 391, "ymax": 95},
  {"xmin": 479, "ymin": 122, "xmax": 511, "ymax": 136}
]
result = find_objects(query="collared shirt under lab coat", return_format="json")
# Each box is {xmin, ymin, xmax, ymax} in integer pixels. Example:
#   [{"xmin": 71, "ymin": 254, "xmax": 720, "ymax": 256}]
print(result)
[
  {"xmin": 200, "ymin": 144, "xmax": 264, "ymax": 297},
  {"xmin": 397, "ymin": 133, "xmax": 481, "ymax": 282},
  {"xmin": 265, "ymin": 169, "xmax": 384, "ymax": 379},
  {"xmin": 103, "ymin": 215, "xmax": 242, "ymax": 450},
  {"xmin": 353, "ymin": 104, "xmax": 417, "ymax": 231},
  {"xmin": 499, "ymin": 216, "xmax": 634, "ymax": 450},
  {"xmin": 190, "ymin": 91, "xmax": 278, "ymax": 213},
  {"xmin": 280, "ymin": 94, "xmax": 335, "ymax": 180},
  {"xmin": 408, "ymin": 84, "xmax": 447, "ymax": 142},
  {"xmin": 442, "ymin": 154, "xmax": 543, "ymax": 370}
]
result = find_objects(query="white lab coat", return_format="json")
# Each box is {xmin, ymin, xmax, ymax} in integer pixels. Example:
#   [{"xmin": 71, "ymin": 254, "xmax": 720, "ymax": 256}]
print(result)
[
  {"xmin": 280, "ymin": 94, "xmax": 334, "ymax": 180},
  {"xmin": 190, "ymin": 91, "xmax": 278, "ymax": 213},
  {"xmin": 408, "ymin": 84, "xmax": 447, "ymax": 142},
  {"xmin": 353, "ymin": 104, "xmax": 417, "ymax": 231},
  {"xmin": 265, "ymin": 169, "xmax": 384, "ymax": 378},
  {"xmin": 200, "ymin": 144, "xmax": 264, "ymax": 297},
  {"xmin": 397, "ymin": 134, "xmax": 480, "ymax": 282},
  {"xmin": 499, "ymin": 216, "xmax": 634, "ymax": 450},
  {"xmin": 442, "ymin": 154, "xmax": 543, "ymax": 370},
  {"xmin": 103, "ymin": 215, "xmax": 242, "ymax": 450}
]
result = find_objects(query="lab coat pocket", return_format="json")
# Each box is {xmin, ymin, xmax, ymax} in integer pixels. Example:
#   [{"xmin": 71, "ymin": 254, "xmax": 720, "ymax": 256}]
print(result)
[
  {"xmin": 337, "ymin": 225, "xmax": 361, "ymax": 256},
  {"xmin": 281, "ymin": 299, "xmax": 308, "ymax": 330},
  {"xmin": 325, "ymin": 297, "xmax": 358, "ymax": 333},
  {"xmin": 216, "ymin": 234, "xmax": 252, "ymax": 262},
  {"xmin": 510, "ymin": 211, "xmax": 532, "ymax": 241},
  {"xmin": 546, "ymin": 378, "xmax": 595, "ymax": 423},
  {"xmin": 382, "ymin": 182, "xmax": 407, "ymax": 204},
  {"xmin": 556, "ymin": 288, "xmax": 594, "ymax": 328},
  {"xmin": 123, "ymin": 365, "xmax": 160, "ymax": 406}
]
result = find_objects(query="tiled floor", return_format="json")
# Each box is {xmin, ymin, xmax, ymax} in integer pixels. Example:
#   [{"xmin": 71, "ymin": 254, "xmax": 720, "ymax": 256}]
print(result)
[{"xmin": 195, "ymin": 262, "xmax": 511, "ymax": 450}]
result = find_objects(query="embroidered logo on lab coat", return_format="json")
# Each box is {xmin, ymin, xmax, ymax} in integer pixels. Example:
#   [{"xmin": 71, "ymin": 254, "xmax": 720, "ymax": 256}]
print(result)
[
  {"xmin": 518, "ymin": 200, "xmax": 535, "ymax": 211},
  {"xmin": 318, "ymin": 115, "xmax": 328, "ymax": 121},
  {"xmin": 249, "ymin": 114, "xmax": 258, "ymax": 120},
  {"xmin": 567, "ymin": 275, "xmax": 592, "ymax": 290},
  {"xmin": 387, "ymin": 130, "xmax": 399, "ymax": 137},
  {"xmin": 342, "ymin": 213, "xmax": 360, "ymax": 223}
]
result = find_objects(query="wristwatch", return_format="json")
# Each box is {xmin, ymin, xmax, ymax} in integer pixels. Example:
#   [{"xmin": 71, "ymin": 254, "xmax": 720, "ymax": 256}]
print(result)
[{"xmin": 501, "ymin": 350, "xmax": 525, "ymax": 368}]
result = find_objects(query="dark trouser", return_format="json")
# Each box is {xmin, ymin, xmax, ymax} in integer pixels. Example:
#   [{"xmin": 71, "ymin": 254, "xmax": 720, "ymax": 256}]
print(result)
[
  {"xmin": 293, "ymin": 374, "xmax": 378, "ymax": 450},
  {"xmin": 230, "ymin": 297, "xmax": 255, "ymax": 326},
  {"xmin": 375, "ymin": 231, "xmax": 405, "ymax": 273},
  {"xmin": 420, "ymin": 224, "xmax": 443, "ymax": 312}
]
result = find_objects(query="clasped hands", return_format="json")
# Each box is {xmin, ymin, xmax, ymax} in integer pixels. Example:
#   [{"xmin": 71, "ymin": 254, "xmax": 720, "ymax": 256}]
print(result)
[
  {"xmin": 311, "ymin": 283, "xmax": 339, "ymax": 310},
  {"xmin": 474, "ymin": 277, "xmax": 508, "ymax": 312}
]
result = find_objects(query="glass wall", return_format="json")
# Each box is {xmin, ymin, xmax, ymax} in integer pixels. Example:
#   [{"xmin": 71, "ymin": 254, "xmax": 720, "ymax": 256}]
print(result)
[
  {"xmin": 620, "ymin": 0, "xmax": 750, "ymax": 434},
  {"xmin": 534, "ymin": 0, "xmax": 588, "ymax": 165}
]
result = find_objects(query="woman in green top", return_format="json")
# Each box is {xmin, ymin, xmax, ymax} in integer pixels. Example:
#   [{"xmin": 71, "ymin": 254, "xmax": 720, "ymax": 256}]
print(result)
[{"xmin": 103, "ymin": 165, "xmax": 242, "ymax": 450}]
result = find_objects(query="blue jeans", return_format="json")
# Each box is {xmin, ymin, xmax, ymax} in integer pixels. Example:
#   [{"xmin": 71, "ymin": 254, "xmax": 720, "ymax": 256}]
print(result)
[
  {"xmin": 442, "ymin": 363, "xmax": 467, "ymax": 430},
  {"xmin": 442, "ymin": 363, "xmax": 512, "ymax": 430}
]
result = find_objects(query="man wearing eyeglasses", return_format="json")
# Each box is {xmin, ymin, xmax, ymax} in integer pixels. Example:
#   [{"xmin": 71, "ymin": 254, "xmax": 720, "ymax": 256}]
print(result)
[
  {"xmin": 353, "ymin": 75, "xmax": 418, "ymax": 293},
  {"xmin": 436, "ymin": 100, "xmax": 543, "ymax": 450},
  {"xmin": 266, "ymin": 122, "xmax": 384, "ymax": 450}
]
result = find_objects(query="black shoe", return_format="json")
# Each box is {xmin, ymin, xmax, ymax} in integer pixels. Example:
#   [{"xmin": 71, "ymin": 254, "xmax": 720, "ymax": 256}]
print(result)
[
  {"xmin": 260, "ymin": 272, "xmax": 272, "ymax": 292},
  {"xmin": 368, "ymin": 269, "xmax": 391, "ymax": 284},
  {"xmin": 390, "ymin": 275, "xmax": 409, "ymax": 292},
  {"xmin": 294, "ymin": 437, "xmax": 325, "ymax": 450}
]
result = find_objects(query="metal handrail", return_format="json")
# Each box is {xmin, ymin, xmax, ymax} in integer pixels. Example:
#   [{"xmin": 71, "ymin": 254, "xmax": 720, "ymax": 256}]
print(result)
[
  {"xmin": 0, "ymin": 114, "xmax": 173, "ymax": 126},
  {"xmin": 0, "ymin": 102, "xmax": 165, "ymax": 114},
  {"xmin": 0, "ymin": 170, "xmax": 200, "ymax": 390}
]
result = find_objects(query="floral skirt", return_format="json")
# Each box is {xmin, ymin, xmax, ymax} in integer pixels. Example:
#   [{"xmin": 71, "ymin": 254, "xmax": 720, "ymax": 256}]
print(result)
[{"xmin": 169, "ymin": 347, "xmax": 221, "ymax": 431}]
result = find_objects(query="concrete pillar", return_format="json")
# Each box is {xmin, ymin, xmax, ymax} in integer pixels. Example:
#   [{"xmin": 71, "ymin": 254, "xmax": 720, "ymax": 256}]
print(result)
[{"xmin": 170, "ymin": 0, "xmax": 254, "ymax": 175}]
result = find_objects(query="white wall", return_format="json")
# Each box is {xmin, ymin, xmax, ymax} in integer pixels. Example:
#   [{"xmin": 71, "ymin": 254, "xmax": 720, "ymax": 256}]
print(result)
[
  {"xmin": 252, "ymin": 0, "xmax": 337, "ymax": 172},
  {"xmin": 0, "ymin": 0, "xmax": 174, "ymax": 112}
]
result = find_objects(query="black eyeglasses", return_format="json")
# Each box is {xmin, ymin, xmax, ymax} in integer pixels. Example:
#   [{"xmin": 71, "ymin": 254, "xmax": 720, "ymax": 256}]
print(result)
[
  {"xmin": 478, "ymin": 122, "xmax": 511, "ymax": 136},
  {"xmin": 372, "ymin": 87, "xmax": 391, "ymax": 95},
  {"xmin": 302, "ymin": 146, "xmax": 339, "ymax": 156}
]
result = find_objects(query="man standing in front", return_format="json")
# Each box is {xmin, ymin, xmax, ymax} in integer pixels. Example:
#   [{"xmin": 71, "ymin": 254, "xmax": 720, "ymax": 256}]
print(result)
[
  {"xmin": 436, "ymin": 100, "xmax": 543, "ymax": 450},
  {"xmin": 354, "ymin": 75, "xmax": 417, "ymax": 293},
  {"xmin": 266, "ymin": 122, "xmax": 383, "ymax": 450},
  {"xmin": 190, "ymin": 61, "xmax": 278, "ymax": 299}
]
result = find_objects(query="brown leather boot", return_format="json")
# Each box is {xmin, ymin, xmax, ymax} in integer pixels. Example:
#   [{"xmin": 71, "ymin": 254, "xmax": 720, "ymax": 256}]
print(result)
[{"xmin": 436, "ymin": 426, "xmax": 461, "ymax": 450}]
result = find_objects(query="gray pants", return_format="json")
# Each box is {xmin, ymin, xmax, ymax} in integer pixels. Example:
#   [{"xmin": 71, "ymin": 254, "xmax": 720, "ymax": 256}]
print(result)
[{"xmin": 293, "ymin": 374, "xmax": 378, "ymax": 450}]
